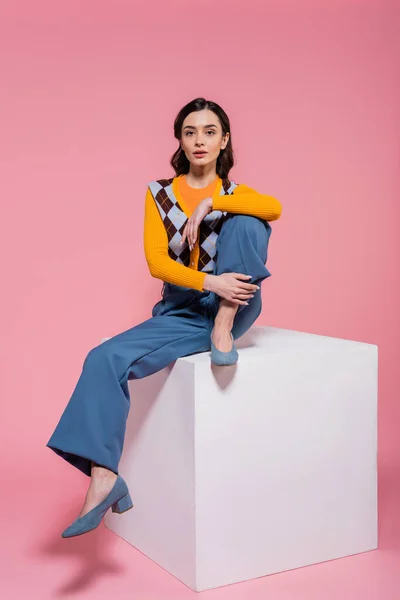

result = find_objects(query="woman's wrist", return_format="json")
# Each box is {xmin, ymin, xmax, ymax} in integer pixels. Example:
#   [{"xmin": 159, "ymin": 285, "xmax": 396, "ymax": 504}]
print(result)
[
  {"xmin": 202, "ymin": 197, "xmax": 213, "ymax": 212},
  {"xmin": 203, "ymin": 273, "xmax": 216, "ymax": 292}
]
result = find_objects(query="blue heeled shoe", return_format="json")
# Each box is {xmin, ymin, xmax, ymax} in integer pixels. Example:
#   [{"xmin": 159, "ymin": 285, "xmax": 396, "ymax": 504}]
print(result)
[
  {"xmin": 61, "ymin": 474, "xmax": 133, "ymax": 538},
  {"xmin": 210, "ymin": 329, "xmax": 239, "ymax": 366}
]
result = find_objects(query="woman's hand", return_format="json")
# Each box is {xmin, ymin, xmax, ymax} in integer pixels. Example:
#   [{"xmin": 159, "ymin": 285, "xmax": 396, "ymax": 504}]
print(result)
[
  {"xmin": 203, "ymin": 273, "xmax": 259, "ymax": 305},
  {"xmin": 180, "ymin": 197, "xmax": 213, "ymax": 251}
]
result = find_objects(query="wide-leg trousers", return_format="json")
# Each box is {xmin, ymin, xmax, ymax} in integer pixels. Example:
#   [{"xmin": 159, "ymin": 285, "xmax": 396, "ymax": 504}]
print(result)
[{"xmin": 46, "ymin": 215, "xmax": 272, "ymax": 477}]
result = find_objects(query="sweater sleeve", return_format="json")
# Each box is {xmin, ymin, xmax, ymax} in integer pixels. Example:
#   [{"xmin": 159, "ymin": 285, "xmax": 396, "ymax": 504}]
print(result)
[
  {"xmin": 212, "ymin": 184, "xmax": 282, "ymax": 221},
  {"xmin": 143, "ymin": 188, "xmax": 207, "ymax": 291}
]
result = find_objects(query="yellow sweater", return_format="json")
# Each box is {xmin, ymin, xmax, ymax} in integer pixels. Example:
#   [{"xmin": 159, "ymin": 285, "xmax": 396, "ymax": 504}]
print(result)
[{"xmin": 143, "ymin": 174, "xmax": 282, "ymax": 291}]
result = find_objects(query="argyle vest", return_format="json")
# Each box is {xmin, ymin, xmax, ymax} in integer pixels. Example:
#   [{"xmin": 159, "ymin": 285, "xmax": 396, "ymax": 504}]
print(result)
[{"xmin": 148, "ymin": 177, "xmax": 238, "ymax": 273}]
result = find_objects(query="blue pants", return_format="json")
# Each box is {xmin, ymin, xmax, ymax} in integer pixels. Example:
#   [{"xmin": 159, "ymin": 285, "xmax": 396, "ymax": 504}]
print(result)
[{"xmin": 46, "ymin": 215, "xmax": 272, "ymax": 476}]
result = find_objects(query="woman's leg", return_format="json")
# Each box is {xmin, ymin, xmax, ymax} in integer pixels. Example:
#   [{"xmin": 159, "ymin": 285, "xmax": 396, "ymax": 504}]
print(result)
[
  {"xmin": 46, "ymin": 305, "xmax": 211, "ymax": 516},
  {"xmin": 208, "ymin": 214, "xmax": 272, "ymax": 347}
]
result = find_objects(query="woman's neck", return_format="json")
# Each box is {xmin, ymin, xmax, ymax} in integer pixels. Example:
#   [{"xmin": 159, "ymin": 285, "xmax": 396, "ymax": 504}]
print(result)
[{"xmin": 184, "ymin": 168, "xmax": 218, "ymax": 189}]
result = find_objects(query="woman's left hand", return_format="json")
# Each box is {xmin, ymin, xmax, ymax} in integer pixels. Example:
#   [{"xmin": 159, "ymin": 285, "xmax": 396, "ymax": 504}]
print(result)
[{"xmin": 180, "ymin": 197, "xmax": 213, "ymax": 251}]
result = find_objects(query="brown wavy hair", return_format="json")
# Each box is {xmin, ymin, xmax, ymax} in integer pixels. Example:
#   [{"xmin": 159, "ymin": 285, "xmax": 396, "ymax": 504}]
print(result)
[{"xmin": 170, "ymin": 97, "xmax": 235, "ymax": 180}]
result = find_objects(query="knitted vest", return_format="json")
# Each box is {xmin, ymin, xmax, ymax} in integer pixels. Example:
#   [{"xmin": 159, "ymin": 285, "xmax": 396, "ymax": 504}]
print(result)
[{"xmin": 148, "ymin": 177, "xmax": 238, "ymax": 273}]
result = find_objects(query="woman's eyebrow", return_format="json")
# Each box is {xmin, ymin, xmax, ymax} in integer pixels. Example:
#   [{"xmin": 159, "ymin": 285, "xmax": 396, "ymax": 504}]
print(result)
[{"xmin": 183, "ymin": 124, "xmax": 218, "ymax": 130}]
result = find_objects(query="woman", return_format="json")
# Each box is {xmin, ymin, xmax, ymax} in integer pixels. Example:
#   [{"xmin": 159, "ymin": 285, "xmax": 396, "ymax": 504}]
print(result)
[{"xmin": 46, "ymin": 97, "xmax": 282, "ymax": 538}]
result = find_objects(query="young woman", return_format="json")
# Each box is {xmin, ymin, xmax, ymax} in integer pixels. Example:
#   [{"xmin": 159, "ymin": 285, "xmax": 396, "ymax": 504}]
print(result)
[{"xmin": 46, "ymin": 97, "xmax": 282, "ymax": 538}]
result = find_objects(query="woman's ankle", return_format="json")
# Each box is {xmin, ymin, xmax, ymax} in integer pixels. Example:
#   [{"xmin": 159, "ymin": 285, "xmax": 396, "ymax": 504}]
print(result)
[
  {"xmin": 214, "ymin": 300, "xmax": 238, "ymax": 330},
  {"xmin": 213, "ymin": 318, "xmax": 233, "ymax": 332},
  {"xmin": 90, "ymin": 461, "xmax": 116, "ymax": 479}
]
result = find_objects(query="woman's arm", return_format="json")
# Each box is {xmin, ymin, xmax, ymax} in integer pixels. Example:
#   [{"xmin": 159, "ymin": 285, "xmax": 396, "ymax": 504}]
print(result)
[
  {"xmin": 143, "ymin": 188, "xmax": 207, "ymax": 291},
  {"xmin": 212, "ymin": 184, "xmax": 282, "ymax": 221}
]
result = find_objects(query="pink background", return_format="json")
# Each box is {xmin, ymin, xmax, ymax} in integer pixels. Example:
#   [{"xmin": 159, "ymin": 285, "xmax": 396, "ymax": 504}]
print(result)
[{"xmin": 1, "ymin": 0, "xmax": 399, "ymax": 598}]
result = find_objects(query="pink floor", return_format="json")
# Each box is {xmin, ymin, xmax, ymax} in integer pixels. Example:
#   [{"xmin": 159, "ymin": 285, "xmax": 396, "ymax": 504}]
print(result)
[{"xmin": 3, "ymin": 468, "xmax": 400, "ymax": 600}]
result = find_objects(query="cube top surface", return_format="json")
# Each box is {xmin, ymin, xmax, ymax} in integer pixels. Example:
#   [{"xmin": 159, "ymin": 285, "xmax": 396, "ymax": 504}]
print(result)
[{"xmin": 180, "ymin": 326, "xmax": 377, "ymax": 364}]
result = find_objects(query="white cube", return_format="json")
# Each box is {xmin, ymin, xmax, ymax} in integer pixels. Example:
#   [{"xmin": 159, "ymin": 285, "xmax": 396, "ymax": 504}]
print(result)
[{"xmin": 104, "ymin": 326, "xmax": 378, "ymax": 592}]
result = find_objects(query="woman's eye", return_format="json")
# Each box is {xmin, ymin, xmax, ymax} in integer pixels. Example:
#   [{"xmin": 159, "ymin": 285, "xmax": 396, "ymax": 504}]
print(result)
[{"xmin": 184, "ymin": 130, "xmax": 215, "ymax": 136}]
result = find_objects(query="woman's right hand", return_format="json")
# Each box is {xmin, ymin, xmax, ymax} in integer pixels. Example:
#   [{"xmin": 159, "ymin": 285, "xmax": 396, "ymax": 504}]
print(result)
[{"xmin": 203, "ymin": 273, "xmax": 259, "ymax": 305}]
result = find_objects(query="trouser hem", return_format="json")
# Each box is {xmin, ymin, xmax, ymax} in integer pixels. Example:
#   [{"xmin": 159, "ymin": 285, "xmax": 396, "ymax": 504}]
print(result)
[{"xmin": 46, "ymin": 442, "xmax": 118, "ymax": 478}]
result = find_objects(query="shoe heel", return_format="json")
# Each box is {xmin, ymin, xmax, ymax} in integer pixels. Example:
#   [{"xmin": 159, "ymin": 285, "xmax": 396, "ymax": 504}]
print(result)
[{"xmin": 112, "ymin": 492, "xmax": 134, "ymax": 514}]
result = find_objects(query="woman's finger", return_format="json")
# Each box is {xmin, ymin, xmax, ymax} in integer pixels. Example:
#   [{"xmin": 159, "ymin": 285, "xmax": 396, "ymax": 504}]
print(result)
[
  {"xmin": 191, "ymin": 221, "xmax": 199, "ymax": 245},
  {"xmin": 181, "ymin": 224, "xmax": 187, "ymax": 246},
  {"xmin": 229, "ymin": 298, "xmax": 249, "ymax": 306},
  {"xmin": 184, "ymin": 220, "xmax": 190, "ymax": 249},
  {"xmin": 187, "ymin": 220, "xmax": 193, "ymax": 249},
  {"xmin": 190, "ymin": 221, "xmax": 199, "ymax": 249},
  {"xmin": 189, "ymin": 220, "xmax": 194, "ymax": 246},
  {"xmin": 235, "ymin": 288, "xmax": 254, "ymax": 298},
  {"xmin": 238, "ymin": 282, "xmax": 259, "ymax": 292}
]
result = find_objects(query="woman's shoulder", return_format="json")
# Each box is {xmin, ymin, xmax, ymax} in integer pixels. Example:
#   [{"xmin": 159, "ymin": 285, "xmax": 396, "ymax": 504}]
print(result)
[
  {"xmin": 148, "ymin": 175, "xmax": 176, "ymax": 187},
  {"xmin": 146, "ymin": 177, "xmax": 176, "ymax": 201}
]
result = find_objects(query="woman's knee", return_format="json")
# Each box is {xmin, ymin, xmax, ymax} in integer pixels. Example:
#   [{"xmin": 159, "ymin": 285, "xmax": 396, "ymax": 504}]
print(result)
[
  {"xmin": 217, "ymin": 214, "xmax": 272, "ymax": 265},
  {"xmin": 225, "ymin": 214, "xmax": 268, "ymax": 236},
  {"xmin": 219, "ymin": 215, "xmax": 271, "ymax": 252},
  {"xmin": 83, "ymin": 342, "xmax": 111, "ymax": 369}
]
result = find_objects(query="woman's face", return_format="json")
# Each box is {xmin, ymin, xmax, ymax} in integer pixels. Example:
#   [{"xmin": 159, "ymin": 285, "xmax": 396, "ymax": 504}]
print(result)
[{"xmin": 180, "ymin": 109, "xmax": 229, "ymax": 170}]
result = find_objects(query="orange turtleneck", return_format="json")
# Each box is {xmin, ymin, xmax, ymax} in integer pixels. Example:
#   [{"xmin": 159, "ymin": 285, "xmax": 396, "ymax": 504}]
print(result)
[{"xmin": 143, "ymin": 174, "xmax": 281, "ymax": 291}]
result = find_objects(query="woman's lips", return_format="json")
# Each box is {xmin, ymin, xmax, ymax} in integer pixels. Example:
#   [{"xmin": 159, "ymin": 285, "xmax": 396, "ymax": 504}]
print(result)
[{"xmin": 194, "ymin": 152, "xmax": 207, "ymax": 158}]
